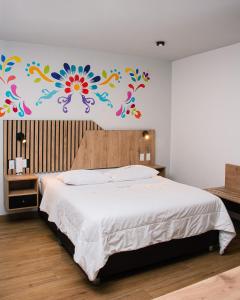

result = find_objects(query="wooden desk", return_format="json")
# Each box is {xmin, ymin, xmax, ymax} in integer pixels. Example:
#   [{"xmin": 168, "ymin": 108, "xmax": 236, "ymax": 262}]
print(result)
[
  {"xmin": 206, "ymin": 187, "xmax": 240, "ymax": 214},
  {"xmin": 154, "ymin": 266, "xmax": 240, "ymax": 300},
  {"xmin": 206, "ymin": 164, "xmax": 240, "ymax": 215}
]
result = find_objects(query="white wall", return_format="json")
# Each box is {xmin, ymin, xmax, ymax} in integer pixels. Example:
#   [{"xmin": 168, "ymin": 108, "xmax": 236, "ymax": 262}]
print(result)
[
  {"xmin": 0, "ymin": 40, "xmax": 172, "ymax": 215},
  {"xmin": 171, "ymin": 43, "xmax": 240, "ymax": 188}
]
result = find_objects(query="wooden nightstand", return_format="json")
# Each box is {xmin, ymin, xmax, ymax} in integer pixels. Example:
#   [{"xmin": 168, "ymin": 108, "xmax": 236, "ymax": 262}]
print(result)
[
  {"xmin": 4, "ymin": 174, "xmax": 39, "ymax": 213},
  {"xmin": 205, "ymin": 164, "xmax": 240, "ymax": 219},
  {"xmin": 150, "ymin": 164, "xmax": 166, "ymax": 177},
  {"xmin": 206, "ymin": 187, "xmax": 240, "ymax": 215}
]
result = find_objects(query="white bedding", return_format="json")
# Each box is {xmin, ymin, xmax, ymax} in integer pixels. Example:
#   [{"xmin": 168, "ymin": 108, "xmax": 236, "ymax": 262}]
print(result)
[{"xmin": 40, "ymin": 175, "xmax": 236, "ymax": 281}]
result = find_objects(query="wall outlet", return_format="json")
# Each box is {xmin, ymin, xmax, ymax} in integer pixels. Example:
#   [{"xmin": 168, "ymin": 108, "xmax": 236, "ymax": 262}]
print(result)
[
  {"xmin": 9, "ymin": 160, "xmax": 15, "ymax": 170},
  {"xmin": 140, "ymin": 153, "xmax": 145, "ymax": 161},
  {"xmin": 22, "ymin": 159, "xmax": 27, "ymax": 168},
  {"xmin": 146, "ymin": 153, "xmax": 151, "ymax": 161}
]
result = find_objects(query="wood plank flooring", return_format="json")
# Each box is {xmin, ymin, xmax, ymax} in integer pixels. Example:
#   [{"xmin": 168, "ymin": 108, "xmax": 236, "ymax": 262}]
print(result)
[
  {"xmin": 154, "ymin": 266, "xmax": 240, "ymax": 300},
  {"xmin": 0, "ymin": 217, "xmax": 239, "ymax": 300}
]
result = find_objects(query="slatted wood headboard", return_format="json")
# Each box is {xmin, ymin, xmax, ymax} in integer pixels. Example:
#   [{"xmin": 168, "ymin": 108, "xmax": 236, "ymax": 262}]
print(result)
[{"xmin": 3, "ymin": 120, "xmax": 102, "ymax": 175}]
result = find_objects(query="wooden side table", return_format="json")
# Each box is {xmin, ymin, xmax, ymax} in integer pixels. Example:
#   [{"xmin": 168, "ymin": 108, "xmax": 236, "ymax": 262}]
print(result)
[
  {"xmin": 206, "ymin": 187, "xmax": 240, "ymax": 215},
  {"xmin": 150, "ymin": 164, "xmax": 166, "ymax": 177},
  {"xmin": 206, "ymin": 164, "xmax": 240, "ymax": 216},
  {"xmin": 4, "ymin": 174, "xmax": 39, "ymax": 213}
]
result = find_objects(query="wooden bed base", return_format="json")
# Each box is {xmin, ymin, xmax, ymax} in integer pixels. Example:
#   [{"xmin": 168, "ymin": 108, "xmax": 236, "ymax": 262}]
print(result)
[{"xmin": 39, "ymin": 211, "xmax": 219, "ymax": 282}]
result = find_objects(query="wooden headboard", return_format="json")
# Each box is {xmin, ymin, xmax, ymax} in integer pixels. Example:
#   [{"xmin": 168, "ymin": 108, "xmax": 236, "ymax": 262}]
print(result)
[
  {"xmin": 3, "ymin": 120, "xmax": 102, "ymax": 175},
  {"xmin": 71, "ymin": 130, "xmax": 155, "ymax": 169},
  {"xmin": 225, "ymin": 164, "xmax": 240, "ymax": 192},
  {"xmin": 3, "ymin": 120, "xmax": 155, "ymax": 175}
]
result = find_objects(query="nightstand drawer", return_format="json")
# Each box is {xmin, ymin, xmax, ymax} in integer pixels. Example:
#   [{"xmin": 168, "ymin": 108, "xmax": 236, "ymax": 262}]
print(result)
[{"xmin": 9, "ymin": 195, "xmax": 38, "ymax": 209}]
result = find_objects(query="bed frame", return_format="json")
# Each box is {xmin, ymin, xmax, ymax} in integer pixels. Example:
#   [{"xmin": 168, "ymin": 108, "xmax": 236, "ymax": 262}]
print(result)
[{"xmin": 39, "ymin": 210, "xmax": 219, "ymax": 282}]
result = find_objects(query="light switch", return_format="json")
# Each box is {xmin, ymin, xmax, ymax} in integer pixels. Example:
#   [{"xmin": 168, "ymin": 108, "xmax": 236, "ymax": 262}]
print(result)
[
  {"xmin": 146, "ymin": 153, "xmax": 151, "ymax": 161},
  {"xmin": 22, "ymin": 159, "xmax": 27, "ymax": 168},
  {"xmin": 9, "ymin": 160, "xmax": 15, "ymax": 170},
  {"xmin": 140, "ymin": 153, "xmax": 145, "ymax": 161}
]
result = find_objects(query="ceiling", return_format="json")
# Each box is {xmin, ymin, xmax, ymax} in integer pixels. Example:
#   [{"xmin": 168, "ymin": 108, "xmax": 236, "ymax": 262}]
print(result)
[{"xmin": 1, "ymin": 0, "xmax": 240, "ymax": 61}]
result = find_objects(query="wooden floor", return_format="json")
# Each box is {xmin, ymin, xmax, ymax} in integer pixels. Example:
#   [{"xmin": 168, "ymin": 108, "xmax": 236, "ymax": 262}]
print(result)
[
  {"xmin": 154, "ymin": 266, "xmax": 240, "ymax": 300},
  {"xmin": 0, "ymin": 217, "xmax": 240, "ymax": 300}
]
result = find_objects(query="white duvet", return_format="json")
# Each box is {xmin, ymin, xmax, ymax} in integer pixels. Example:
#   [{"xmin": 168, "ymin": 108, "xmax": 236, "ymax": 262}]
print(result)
[{"xmin": 40, "ymin": 176, "xmax": 236, "ymax": 281}]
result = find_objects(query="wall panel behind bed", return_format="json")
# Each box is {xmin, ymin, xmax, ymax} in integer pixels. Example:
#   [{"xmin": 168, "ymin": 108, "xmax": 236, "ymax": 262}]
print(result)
[{"xmin": 3, "ymin": 120, "xmax": 102, "ymax": 175}]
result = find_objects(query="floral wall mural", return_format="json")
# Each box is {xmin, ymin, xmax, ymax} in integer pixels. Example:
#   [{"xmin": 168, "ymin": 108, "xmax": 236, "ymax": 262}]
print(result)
[
  {"xmin": 0, "ymin": 54, "xmax": 32, "ymax": 118},
  {"xmin": 0, "ymin": 53, "xmax": 150, "ymax": 120}
]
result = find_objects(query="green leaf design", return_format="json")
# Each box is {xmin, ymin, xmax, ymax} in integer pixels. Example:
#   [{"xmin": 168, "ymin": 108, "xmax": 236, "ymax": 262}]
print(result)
[
  {"xmin": 44, "ymin": 65, "xmax": 50, "ymax": 74},
  {"xmin": 34, "ymin": 78, "xmax": 41, "ymax": 83},
  {"xmin": 109, "ymin": 82, "xmax": 115, "ymax": 88},
  {"xmin": 131, "ymin": 108, "xmax": 136, "ymax": 115},
  {"xmin": 102, "ymin": 70, "xmax": 107, "ymax": 78}
]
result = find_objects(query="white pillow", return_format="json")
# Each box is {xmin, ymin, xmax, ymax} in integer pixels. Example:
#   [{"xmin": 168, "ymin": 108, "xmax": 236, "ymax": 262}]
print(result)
[
  {"xmin": 105, "ymin": 165, "xmax": 159, "ymax": 182},
  {"xmin": 57, "ymin": 170, "xmax": 111, "ymax": 185}
]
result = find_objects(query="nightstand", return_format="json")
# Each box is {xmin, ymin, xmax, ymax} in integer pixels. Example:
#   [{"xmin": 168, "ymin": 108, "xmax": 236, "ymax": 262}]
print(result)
[
  {"xmin": 4, "ymin": 174, "xmax": 39, "ymax": 213},
  {"xmin": 151, "ymin": 164, "xmax": 166, "ymax": 177},
  {"xmin": 206, "ymin": 164, "xmax": 240, "ymax": 220},
  {"xmin": 206, "ymin": 187, "xmax": 240, "ymax": 216}
]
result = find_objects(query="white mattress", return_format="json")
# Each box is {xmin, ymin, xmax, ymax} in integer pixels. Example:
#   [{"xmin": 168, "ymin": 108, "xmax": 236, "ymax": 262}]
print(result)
[{"xmin": 40, "ymin": 175, "xmax": 236, "ymax": 281}]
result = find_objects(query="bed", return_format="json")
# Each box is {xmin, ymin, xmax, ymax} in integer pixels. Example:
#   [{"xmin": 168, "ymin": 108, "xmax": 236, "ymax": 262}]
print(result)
[
  {"xmin": 3, "ymin": 121, "xmax": 236, "ymax": 282},
  {"xmin": 39, "ymin": 168, "xmax": 236, "ymax": 282}
]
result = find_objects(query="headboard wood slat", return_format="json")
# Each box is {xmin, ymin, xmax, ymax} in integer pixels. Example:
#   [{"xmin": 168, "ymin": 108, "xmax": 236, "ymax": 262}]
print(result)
[
  {"xmin": 26, "ymin": 120, "xmax": 30, "ymax": 174},
  {"xmin": 34, "ymin": 120, "xmax": 39, "ymax": 173},
  {"xmin": 38, "ymin": 121, "xmax": 43, "ymax": 173},
  {"xmin": 12, "ymin": 121, "xmax": 17, "ymax": 174},
  {"xmin": 3, "ymin": 121, "xmax": 8, "ymax": 175},
  {"xmin": 30, "ymin": 121, "xmax": 34, "ymax": 174},
  {"xmin": 22, "ymin": 121, "xmax": 26, "ymax": 172}
]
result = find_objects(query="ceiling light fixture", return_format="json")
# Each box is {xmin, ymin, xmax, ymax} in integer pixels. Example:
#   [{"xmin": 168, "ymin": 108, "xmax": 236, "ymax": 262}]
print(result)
[{"xmin": 156, "ymin": 41, "xmax": 165, "ymax": 47}]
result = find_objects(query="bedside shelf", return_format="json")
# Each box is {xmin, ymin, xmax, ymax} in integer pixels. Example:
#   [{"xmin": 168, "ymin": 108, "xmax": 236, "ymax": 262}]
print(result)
[
  {"xmin": 9, "ymin": 189, "xmax": 38, "ymax": 197},
  {"xmin": 5, "ymin": 174, "xmax": 38, "ymax": 181}
]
